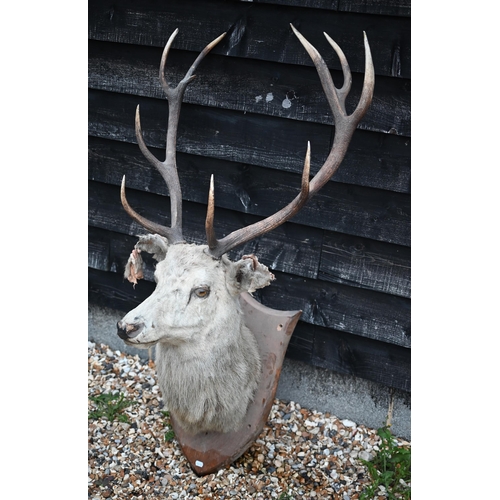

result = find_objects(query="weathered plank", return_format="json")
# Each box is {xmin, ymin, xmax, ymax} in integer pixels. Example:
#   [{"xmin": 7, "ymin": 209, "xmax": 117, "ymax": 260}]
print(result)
[
  {"xmin": 319, "ymin": 231, "xmax": 410, "ymax": 298},
  {"xmin": 88, "ymin": 267, "xmax": 410, "ymax": 391},
  {"xmin": 88, "ymin": 236, "xmax": 109, "ymax": 271},
  {"xmin": 88, "ymin": 180, "xmax": 323, "ymax": 280},
  {"xmin": 89, "ymin": 266, "xmax": 156, "ymax": 314},
  {"xmin": 258, "ymin": 270, "xmax": 410, "ymax": 347},
  {"xmin": 88, "ymin": 40, "xmax": 411, "ymax": 137},
  {"xmin": 309, "ymin": 324, "xmax": 410, "ymax": 392},
  {"xmin": 88, "ymin": 0, "xmax": 410, "ymax": 78},
  {"xmin": 88, "ymin": 88, "xmax": 410, "ymax": 194},
  {"xmin": 89, "ymin": 226, "xmax": 156, "ymax": 279},
  {"xmin": 233, "ymin": 0, "xmax": 411, "ymax": 17}
]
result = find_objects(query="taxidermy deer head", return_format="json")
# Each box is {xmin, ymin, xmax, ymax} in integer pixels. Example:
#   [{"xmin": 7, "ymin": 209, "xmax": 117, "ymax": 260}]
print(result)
[{"xmin": 117, "ymin": 25, "xmax": 374, "ymax": 437}]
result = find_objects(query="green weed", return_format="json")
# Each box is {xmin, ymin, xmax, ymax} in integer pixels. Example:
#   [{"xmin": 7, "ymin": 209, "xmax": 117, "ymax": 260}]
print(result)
[
  {"xmin": 161, "ymin": 410, "xmax": 175, "ymax": 442},
  {"xmin": 88, "ymin": 392, "xmax": 138, "ymax": 423},
  {"xmin": 360, "ymin": 426, "xmax": 411, "ymax": 499}
]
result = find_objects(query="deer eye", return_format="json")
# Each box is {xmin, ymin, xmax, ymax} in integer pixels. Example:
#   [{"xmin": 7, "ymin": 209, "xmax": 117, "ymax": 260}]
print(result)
[{"xmin": 193, "ymin": 286, "xmax": 210, "ymax": 299}]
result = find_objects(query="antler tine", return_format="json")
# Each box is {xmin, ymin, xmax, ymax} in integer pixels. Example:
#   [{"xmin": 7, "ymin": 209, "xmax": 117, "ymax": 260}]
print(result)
[
  {"xmin": 205, "ymin": 25, "xmax": 374, "ymax": 259},
  {"xmin": 205, "ymin": 174, "xmax": 218, "ymax": 250},
  {"xmin": 323, "ymin": 32, "xmax": 352, "ymax": 112},
  {"xmin": 121, "ymin": 176, "xmax": 176, "ymax": 237},
  {"xmin": 121, "ymin": 29, "xmax": 227, "ymax": 244},
  {"xmin": 206, "ymin": 142, "xmax": 311, "ymax": 258},
  {"xmin": 306, "ymin": 27, "xmax": 374, "ymax": 196},
  {"xmin": 354, "ymin": 32, "xmax": 375, "ymax": 123}
]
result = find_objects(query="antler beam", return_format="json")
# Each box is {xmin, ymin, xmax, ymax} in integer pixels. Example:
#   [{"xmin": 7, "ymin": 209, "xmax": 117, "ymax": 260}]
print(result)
[{"xmin": 121, "ymin": 29, "xmax": 227, "ymax": 244}]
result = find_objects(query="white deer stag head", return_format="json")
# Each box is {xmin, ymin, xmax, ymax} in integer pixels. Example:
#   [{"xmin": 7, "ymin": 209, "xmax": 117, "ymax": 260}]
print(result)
[{"xmin": 117, "ymin": 25, "xmax": 374, "ymax": 439}]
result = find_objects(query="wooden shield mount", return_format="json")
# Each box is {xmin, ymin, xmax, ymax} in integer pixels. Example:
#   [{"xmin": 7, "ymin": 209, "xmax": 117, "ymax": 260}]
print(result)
[{"xmin": 170, "ymin": 292, "xmax": 302, "ymax": 476}]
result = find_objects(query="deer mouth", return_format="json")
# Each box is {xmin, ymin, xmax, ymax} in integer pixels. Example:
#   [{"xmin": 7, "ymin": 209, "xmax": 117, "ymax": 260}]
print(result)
[{"xmin": 123, "ymin": 339, "xmax": 158, "ymax": 349}]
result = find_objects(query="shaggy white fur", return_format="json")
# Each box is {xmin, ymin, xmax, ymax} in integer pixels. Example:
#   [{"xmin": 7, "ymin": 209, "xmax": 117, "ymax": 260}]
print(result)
[{"xmin": 119, "ymin": 235, "xmax": 274, "ymax": 433}]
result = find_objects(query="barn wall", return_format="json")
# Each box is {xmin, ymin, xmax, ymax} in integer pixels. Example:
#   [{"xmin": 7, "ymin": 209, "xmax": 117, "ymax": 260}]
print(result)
[{"xmin": 88, "ymin": 1, "xmax": 410, "ymax": 397}]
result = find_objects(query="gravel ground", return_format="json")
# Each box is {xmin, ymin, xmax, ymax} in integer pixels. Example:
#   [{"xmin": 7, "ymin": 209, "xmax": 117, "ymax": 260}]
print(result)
[{"xmin": 88, "ymin": 341, "xmax": 410, "ymax": 499}]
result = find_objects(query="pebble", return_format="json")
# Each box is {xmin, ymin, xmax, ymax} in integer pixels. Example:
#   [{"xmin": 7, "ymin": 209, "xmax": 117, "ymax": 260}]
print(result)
[
  {"xmin": 342, "ymin": 419, "xmax": 356, "ymax": 428},
  {"xmin": 359, "ymin": 450, "xmax": 373, "ymax": 461},
  {"xmin": 88, "ymin": 342, "xmax": 411, "ymax": 499}
]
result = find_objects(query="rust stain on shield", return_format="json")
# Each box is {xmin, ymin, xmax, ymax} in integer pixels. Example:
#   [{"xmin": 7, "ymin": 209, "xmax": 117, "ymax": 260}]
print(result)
[{"xmin": 170, "ymin": 292, "xmax": 302, "ymax": 475}]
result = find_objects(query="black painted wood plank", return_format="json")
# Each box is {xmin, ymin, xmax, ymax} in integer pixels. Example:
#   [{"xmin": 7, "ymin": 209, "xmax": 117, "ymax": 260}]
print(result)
[
  {"xmin": 88, "ymin": 266, "xmax": 410, "ymax": 391},
  {"xmin": 88, "ymin": 124, "xmax": 410, "ymax": 247},
  {"xmin": 319, "ymin": 231, "xmax": 410, "ymax": 298},
  {"xmin": 89, "ymin": 266, "xmax": 156, "ymax": 313},
  {"xmin": 233, "ymin": 0, "xmax": 411, "ymax": 17},
  {"xmin": 88, "ymin": 40, "xmax": 411, "ymax": 137},
  {"xmin": 88, "ymin": 236, "xmax": 109, "ymax": 271},
  {"xmin": 88, "ymin": 88, "xmax": 410, "ymax": 195},
  {"xmin": 337, "ymin": 0, "xmax": 410, "ymax": 17},
  {"xmin": 285, "ymin": 322, "xmax": 314, "ymax": 364},
  {"xmin": 88, "ymin": 180, "xmax": 323, "ymax": 280},
  {"xmin": 89, "ymin": 226, "xmax": 143, "ymax": 276},
  {"xmin": 88, "ymin": 0, "xmax": 410, "ymax": 78},
  {"xmin": 310, "ymin": 323, "xmax": 410, "ymax": 392},
  {"xmin": 258, "ymin": 270, "xmax": 410, "ymax": 347}
]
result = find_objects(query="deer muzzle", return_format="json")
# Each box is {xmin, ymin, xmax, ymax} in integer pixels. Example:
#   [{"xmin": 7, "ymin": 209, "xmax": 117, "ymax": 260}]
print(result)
[{"xmin": 117, "ymin": 320, "xmax": 145, "ymax": 340}]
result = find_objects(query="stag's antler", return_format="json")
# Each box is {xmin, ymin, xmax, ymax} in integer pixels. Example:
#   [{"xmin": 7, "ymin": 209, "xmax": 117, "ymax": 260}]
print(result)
[
  {"xmin": 121, "ymin": 26, "xmax": 374, "ymax": 256},
  {"xmin": 121, "ymin": 29, "xmax": 227, "ymax": 244},
  {"xmin": 206, "ymin": 24, "xmax": 375, "ymax": 258}
]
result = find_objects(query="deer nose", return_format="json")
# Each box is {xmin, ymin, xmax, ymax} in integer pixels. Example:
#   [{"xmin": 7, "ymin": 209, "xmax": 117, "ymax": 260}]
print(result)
[{"xmin": 117, "ymin": 320, "xmax": 144, "ymax": 340}]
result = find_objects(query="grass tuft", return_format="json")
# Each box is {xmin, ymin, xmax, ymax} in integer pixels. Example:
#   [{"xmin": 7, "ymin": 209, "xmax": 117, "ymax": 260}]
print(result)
[
  {"xmin": 88, "ymin": 392, "xmax": 138, "ymax": 423},
  {"xmin": 161, "ymin": 410, "xmax": 176, "ymax": 442},
  {"xmin": 360, "ymin": 426, "xmax": 411, "ymax": 499}
]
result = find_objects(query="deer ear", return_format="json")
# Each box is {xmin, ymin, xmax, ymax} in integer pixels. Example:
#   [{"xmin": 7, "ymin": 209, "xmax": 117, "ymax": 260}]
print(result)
[
  {"xmin": 124, "ymin": 234, "xmax": 169, "ymax": 286},
  {"xmin": 226, "ymin": 254, "xmax": 275, "ymax": 294},
  {"xmin": 134, "ymin": 234, "xmax": 169, "ymax": 261}
]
